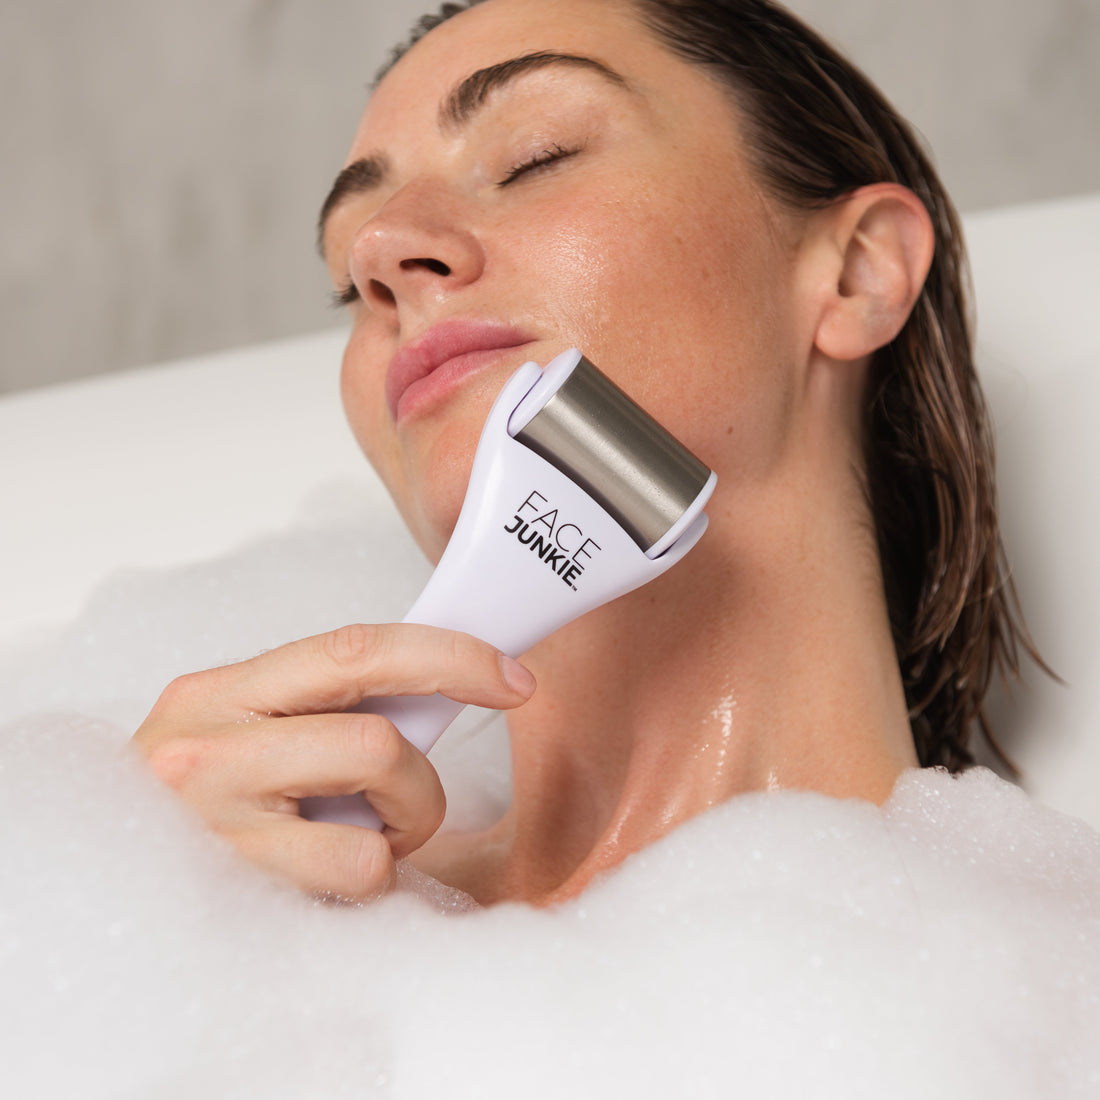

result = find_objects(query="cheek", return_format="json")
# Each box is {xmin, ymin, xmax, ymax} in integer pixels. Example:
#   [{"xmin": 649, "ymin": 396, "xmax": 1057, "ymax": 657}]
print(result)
[{"xmin": 506, "ymin": 178, "xmax": 797, "ymax": 469}]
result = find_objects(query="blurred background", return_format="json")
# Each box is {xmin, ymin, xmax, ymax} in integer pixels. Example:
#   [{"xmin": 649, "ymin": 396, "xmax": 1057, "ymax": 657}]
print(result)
[{"xmin": 3, "ymin": 0, "xmax": 1098, "ymax": 395}]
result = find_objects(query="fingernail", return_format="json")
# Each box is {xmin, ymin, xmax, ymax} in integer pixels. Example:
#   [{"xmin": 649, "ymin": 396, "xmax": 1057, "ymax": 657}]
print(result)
[{"xmin": 499, "ymin": 655, "xmax": 536, "ymax": 697}]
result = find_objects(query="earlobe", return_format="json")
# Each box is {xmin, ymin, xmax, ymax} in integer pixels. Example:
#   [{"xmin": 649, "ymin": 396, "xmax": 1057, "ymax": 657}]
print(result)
[{"xmin": 813, "ymin": 183, "xmax": 935, "ymax": 362}]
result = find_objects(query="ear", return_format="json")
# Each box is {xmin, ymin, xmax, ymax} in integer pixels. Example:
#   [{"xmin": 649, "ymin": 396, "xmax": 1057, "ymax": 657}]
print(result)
[{"xmin": 810, "ymin": 183, "xmax": 935, "ymax": 362}]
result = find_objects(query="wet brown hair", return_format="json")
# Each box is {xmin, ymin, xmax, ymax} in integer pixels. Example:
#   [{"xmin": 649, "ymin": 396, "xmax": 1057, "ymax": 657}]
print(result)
[{"xmin": 379, "ymin": 0, "xmax": 1041, "ymax": 770}]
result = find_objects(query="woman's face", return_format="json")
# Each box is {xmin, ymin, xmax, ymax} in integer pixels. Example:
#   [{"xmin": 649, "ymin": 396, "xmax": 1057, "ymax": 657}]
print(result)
[{"xmin": 321, "ymin": 0, "xmax": 805, "ymax": 560}]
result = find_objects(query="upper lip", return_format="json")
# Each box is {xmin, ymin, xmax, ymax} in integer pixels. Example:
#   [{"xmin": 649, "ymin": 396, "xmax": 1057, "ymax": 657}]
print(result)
[{"xmin": 385, "ymin": 320, "xmax": 535, "ymax": 420}]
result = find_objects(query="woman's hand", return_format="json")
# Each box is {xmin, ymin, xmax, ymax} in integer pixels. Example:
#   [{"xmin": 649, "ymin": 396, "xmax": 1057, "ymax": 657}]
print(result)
[{"xmin": 132, "ymin": 623, "xmax": 536, "ymax": 902}]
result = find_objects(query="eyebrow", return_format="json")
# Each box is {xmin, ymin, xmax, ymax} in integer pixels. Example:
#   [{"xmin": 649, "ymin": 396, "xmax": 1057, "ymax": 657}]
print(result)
[
  {"xmin": 317, "ymin": 51, "xmax": 629, "ymax": 255},
  {"xmin": 440, "ymin": 50, "xmax": 628, "ymax": 128}
]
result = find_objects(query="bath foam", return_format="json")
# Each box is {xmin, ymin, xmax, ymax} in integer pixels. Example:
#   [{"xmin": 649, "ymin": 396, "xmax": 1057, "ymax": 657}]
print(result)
[
  {"xmin": 2, "ymin": 484, "xmax": 1098, "ymax": 1098},
  {"xmin": 0, "ymin": 481, "xmax": 514, "ymax": 833}
]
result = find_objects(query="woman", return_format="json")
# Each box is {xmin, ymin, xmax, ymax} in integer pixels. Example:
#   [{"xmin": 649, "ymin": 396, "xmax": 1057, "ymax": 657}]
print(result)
[{"xmin": 133, "ymin": 0, "xmax": 1031, "ymax": 905}]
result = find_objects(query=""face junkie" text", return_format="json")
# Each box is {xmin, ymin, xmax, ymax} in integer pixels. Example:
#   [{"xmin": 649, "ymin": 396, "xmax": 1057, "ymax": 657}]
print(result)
[{"xmin": 503, "ymin": 490, "xmax": 602, "ymax": 590}]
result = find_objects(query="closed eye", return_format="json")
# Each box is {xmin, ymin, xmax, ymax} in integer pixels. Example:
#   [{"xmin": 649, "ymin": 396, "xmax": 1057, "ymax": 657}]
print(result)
[
  {"xmin": 330, "ymin": 280, "xmax": 359, "ymax": 308},
  {"xmin": 328, "ymin": 142, "xmax": 583, "ymax": 306},
  {"xmin": 498, "ymin": 142, "xmax": 582, "ymax": 186}
]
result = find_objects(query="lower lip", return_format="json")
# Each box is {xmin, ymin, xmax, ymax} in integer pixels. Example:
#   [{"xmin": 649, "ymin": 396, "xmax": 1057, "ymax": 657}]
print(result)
[{"xmin": 391, "ymin": 344, "xmax": 535, "ymax": 423}]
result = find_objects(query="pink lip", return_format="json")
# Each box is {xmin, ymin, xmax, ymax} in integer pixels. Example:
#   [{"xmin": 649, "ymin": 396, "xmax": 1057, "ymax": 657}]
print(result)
[{"xmin": 385, "ymin": 321, "xmax": 536, "ymax": 422}]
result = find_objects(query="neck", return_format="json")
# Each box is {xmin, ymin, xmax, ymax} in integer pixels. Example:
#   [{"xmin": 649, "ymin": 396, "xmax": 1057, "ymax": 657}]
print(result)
[{"xmin": 476, "ymin": 470, "xmax": 917, "ymax": 904}]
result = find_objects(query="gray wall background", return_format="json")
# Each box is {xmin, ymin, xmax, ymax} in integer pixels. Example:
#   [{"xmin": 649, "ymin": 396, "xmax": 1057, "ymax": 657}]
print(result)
[{"xmin": 3, "ymin": 0, "xmax": 1098, "ymax": 395}]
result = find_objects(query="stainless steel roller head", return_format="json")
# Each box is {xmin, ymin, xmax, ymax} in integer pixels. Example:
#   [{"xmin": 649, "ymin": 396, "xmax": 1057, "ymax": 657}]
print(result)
[{"xmin": 513, "ymin": 355, "xmax": 713, "ymax": 553}]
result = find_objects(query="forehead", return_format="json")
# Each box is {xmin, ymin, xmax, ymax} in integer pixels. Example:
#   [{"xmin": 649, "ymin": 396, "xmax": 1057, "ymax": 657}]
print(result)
[{"xmin": 354, "ymin": 0, "xmax": 684, "ymax": 144}]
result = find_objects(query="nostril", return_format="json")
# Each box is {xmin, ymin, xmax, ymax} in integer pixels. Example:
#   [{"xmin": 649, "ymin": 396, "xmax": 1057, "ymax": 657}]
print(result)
[
  {"xmin": 401, "ymin": 257, "xmax": 451, "ymax": 276},
  {"xmin": 368, "ymin": 279, "xmax": 396, "ymax": 306}
]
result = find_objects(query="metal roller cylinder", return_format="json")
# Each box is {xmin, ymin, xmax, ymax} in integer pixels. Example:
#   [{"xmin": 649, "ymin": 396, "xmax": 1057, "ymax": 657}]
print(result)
[{"xmin": 513, "ymin": 355, "xmax": 712, "ymax": 553}]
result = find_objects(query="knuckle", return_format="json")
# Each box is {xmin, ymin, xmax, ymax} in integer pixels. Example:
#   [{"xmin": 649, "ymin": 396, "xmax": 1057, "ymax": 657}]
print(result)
[
  {"xmin": 323, "ymin": 623, "xmax": 383, "ymax": 672},
  {"xmin": 437, "ymin": 630, "xmax": 494, "ymax": 693},
  {"xmin": 445, "ymin": 630, "xmax": 465, "ymax": 666},
  {"xmin": 342, "ymin": 714, "xmax": 405, "ymax": 772},
  {"xmin": 450, "ymin": 629, "xmax": 486, "ymax": 669},
  {"xmin": 144, "ymin": 736, "xmax": 214, "ymax": 793},
  {"xmin": 390, "ymin": 768, "xmax": 447, "ymax": 861},
  {"xmin": 427, "ymin": 784, "xmax": 447, "ymax": 836},
  {"xmin": 155, "ymin": 671, "xmax": 209, "ymax": 710},
  {"xmin": 348, "ymin": 828, "xmax": 394, "ymax": 901}
]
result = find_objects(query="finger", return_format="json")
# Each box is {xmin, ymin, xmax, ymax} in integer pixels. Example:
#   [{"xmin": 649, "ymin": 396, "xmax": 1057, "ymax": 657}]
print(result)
[
  {"xmin": 228, "ymin": 815, "xmax": 397, "ymax": 903},
  {"xmin": 222, "ymin": 623, "xmax": 536, "ymax": 717},
  {"xmin": 214, "ymin": 713, "xmax": 447, "ymax": 855}
]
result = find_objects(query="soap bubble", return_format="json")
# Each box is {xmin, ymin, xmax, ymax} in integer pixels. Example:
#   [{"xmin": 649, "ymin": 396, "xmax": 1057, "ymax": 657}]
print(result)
[{"xmin": 2, "ymin": 484, "xmax": 1097, "ymax": 1098}]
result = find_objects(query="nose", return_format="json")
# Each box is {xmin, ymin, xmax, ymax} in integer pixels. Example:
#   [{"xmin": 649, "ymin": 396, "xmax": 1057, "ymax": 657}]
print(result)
[{"xmin": 347, "ymin": 182, "xmax": 486, "ymax": 317}]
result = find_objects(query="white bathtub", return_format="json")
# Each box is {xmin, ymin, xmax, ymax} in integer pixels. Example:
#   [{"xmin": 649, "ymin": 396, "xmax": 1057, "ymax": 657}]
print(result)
[
  {"xmin": 3, "ymin": 193, "xmax": 1098, "ymax": 826},
  {"xmin": 1, "ymin": 195, "xmax": 1098, "ymax": 1099}
]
